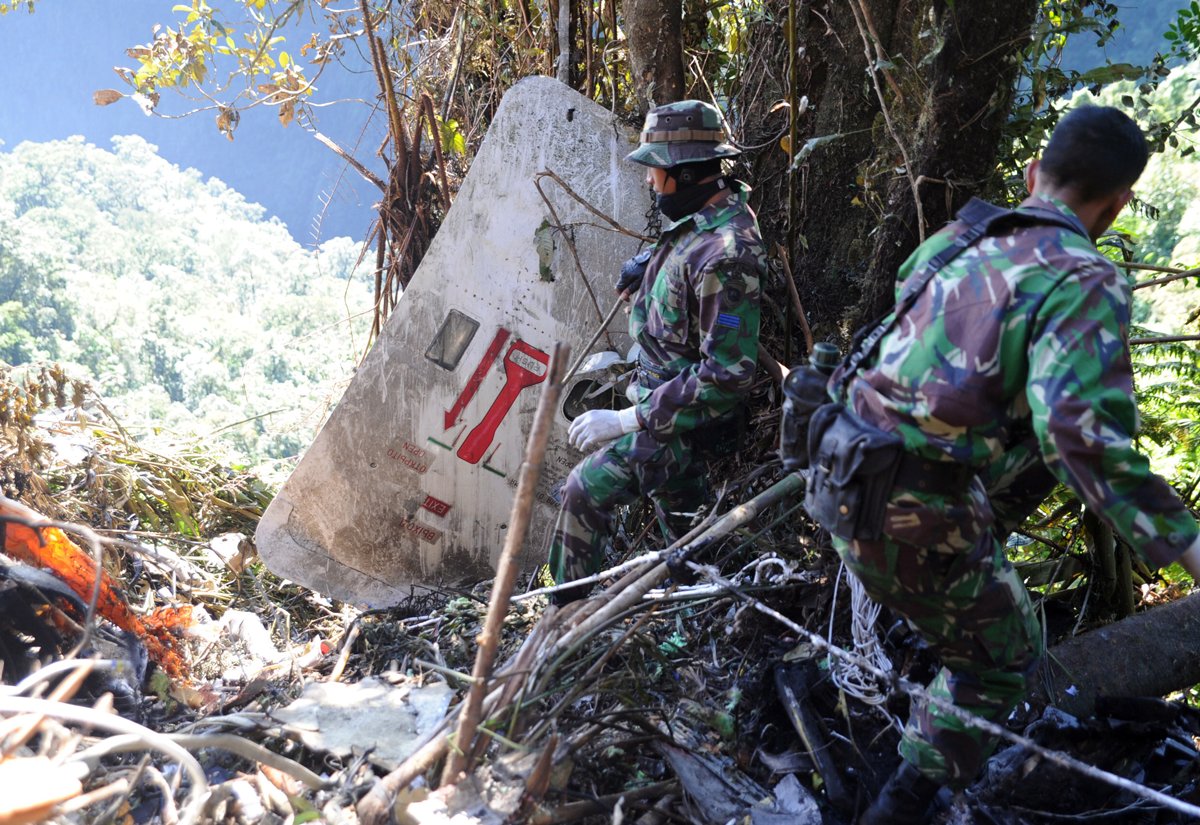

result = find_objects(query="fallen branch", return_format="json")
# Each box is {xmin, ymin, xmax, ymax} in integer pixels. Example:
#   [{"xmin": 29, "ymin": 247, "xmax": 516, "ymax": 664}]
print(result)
[
  {"xmin": 1129, "ymin": 333, "xmax": 1200, "ymax": 346},
  {"xmin": 1131, "ymin": 265, "xmax": 1200, "ymax": 291},
  {"xmin": 526, "ymin": 779, "xmax": 679, "ymax": 824},
  {"xmin": 1029, "ymin": 591, "xmax": 1200, "ymax": 718}
]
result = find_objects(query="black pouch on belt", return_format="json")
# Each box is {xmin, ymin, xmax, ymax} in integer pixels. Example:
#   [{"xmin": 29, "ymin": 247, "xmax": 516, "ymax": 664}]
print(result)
[
  {"xmin": 804, "ymin": 404, "xmax": 902, "ymax": 540},
  {"xmin": 686, "ymin": 408, "xmax": 744, "ymax": 461}
]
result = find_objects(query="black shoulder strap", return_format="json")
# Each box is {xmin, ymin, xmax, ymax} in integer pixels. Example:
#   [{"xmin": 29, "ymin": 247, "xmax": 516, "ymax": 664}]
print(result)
[{"xmin": 837, "ymin": 198, "xmax": 1085, "ymax": 397}]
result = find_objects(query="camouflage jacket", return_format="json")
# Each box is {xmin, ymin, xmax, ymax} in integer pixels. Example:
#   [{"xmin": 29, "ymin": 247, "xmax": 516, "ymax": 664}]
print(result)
[
  {"xmin": 630, "ymin": 180, "xmax": 765, "ymax": 439},
  {"xmin": 833, "ymin": 196, "xmax": 1197, "ymax": 569}
]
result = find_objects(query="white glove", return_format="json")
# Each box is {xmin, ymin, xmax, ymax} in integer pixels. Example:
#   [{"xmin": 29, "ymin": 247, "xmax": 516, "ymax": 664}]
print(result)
[{"xmin": 568, "ymin": 407, "xmax": 642, "ymax": 452}]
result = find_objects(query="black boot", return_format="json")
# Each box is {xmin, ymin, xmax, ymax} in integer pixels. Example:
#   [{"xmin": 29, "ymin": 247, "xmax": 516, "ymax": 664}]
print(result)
[{"xmin": 857, "ymin": 761, "xmax": 941, "ymax": 825}]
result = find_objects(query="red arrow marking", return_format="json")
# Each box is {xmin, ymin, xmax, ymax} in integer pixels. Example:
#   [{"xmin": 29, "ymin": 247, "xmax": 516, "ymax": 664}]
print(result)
[
  {"xmin": 457, "ymin": 340, "xmax": 549, "ymax": 464},
  {"xmin": 445, "ymin": 327, "xmax": 510, "ymax": 430}
]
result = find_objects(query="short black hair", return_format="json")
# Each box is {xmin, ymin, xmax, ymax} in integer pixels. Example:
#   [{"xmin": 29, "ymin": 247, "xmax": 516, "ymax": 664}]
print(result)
[{"xmin": 1040, "ymin": 105, "xmax": 1148, "ymax": 200}]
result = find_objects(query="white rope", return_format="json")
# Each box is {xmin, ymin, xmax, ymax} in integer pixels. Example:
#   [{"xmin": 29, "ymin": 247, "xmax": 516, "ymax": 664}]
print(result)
[
  {"xmin": 640, "ymin": 553, "xmax": 820, "ymax": 601},
  {"xmin": 737, "ymin": 552, "xmax": 811, "ymax": 587},
  {"xmin": 828, "ymin": 561, "xmax": 894, "ymax": 709}
]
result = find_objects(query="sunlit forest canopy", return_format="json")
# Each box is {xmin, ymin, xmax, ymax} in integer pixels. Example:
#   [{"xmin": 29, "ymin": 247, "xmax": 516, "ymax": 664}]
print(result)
[{"xmin": 0, "ymin": 135, "xmax": 374, "ymax": 469}]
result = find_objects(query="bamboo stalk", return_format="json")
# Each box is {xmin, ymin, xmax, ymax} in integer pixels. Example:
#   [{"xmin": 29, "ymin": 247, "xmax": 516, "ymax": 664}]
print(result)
[{"xmin": 441, "ymin": 343, "xmax": 569, "ymax": 784}]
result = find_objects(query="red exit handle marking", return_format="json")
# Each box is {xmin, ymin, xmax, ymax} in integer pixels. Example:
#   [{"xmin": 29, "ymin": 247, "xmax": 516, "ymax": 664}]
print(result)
[
  {"xmin": 457, "ymin": 340, "xmax": 549, "ymax": 464},
  {"xmin": 445, "ymin": 327, "xmax": 510, "ymax": 431}
]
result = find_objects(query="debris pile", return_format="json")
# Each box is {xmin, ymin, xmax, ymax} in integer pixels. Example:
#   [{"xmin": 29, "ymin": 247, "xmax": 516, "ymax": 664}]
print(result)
[{"xmin": 2, "ymin": 367, "xmax": 1199, "ymax": 824}]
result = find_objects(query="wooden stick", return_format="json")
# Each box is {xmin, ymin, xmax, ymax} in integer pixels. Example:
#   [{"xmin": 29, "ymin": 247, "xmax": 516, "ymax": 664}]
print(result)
[
  {"xmin": 757, "ymin": 347, "xmax": 785, "ymax": 384},
  {"xmin": 775, "ymin": 243, "xmax": 814, "ymax": 357},
  {"xmin": 561, "ymin": 298, "xmax": 625, "ymax": 386},
  {"xmin": 327, "ymin": 620, "xmax": 361, "ymax": 683},
  {"xmin": 441, "ymin": 343, "xmax": 570, "ymax": 784},
  {"xmin": 1131, "ymin": 266, "xmax": 1200, "ymax": 291}
]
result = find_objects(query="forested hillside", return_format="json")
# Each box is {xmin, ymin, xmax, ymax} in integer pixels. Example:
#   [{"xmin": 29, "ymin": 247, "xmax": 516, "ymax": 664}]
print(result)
[{"xmin": 0, "ymin": 134, "xmax": 374, "ymax": 470}]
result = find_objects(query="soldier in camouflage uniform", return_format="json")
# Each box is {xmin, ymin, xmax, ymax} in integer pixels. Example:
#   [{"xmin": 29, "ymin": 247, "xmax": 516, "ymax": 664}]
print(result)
[
  {"xmin": 820, "ymin": 106, "xmax": 1200, "ymax": 824},
  {"xmin": 547, "ymin": 100, "xmax": 766, "ymax": 604}
]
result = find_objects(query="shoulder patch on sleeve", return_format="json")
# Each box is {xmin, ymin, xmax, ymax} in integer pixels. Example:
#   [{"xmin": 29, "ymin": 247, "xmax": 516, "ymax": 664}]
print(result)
[
  {"xmin": 717, "ymin": 312, "xmax": 741, "ymax": 329},
  {"xmin": 720, "ymin": 272, "xmax": 746, "ymax": 308}
]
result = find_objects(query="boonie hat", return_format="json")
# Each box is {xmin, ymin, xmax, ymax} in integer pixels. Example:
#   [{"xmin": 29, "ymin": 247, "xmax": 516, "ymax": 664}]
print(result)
[{"xmin": 626, "ymin": 99, "xmax": 741, "ymax": 168}]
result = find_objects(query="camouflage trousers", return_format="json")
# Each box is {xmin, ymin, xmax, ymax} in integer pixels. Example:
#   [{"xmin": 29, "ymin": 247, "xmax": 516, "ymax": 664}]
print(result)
[
  {"xmin": 548, "ymin": 429, "xmax": 705, "ymax": 598},
  {"xmin": 832, "ymin": 437, "xmax": 1054, "ymax": 788}
]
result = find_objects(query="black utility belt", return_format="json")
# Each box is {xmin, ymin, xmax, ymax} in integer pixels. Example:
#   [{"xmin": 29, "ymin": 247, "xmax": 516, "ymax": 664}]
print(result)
[{"xmin": 892, "ymin": 452, "xmax": 976, "ymax": 497}]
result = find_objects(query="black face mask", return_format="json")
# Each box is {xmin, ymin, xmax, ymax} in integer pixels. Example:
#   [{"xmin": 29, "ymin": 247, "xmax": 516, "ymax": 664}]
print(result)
[{"xmin": 656, "ymin": 176, "xmax": 729, "ymax": 223}]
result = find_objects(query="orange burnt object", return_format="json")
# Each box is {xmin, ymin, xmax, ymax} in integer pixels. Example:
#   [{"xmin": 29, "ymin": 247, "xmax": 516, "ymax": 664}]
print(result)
[{"xmin": 0, "ymin": 496, "xmax": 191, "ymax": 679}]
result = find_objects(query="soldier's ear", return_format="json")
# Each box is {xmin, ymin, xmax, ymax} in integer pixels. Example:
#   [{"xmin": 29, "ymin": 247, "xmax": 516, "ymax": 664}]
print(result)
[
  {"xmin": 1105, "ymin": 188, "xmax": 1135, "ymax": 227},
  {"xmin": 1090, "ymin": 188, "xmax": 1134, "ymax": 240},
  {"xmin": 1024, "ymin": 160, "xmax": 1040, "ymax": 195}
]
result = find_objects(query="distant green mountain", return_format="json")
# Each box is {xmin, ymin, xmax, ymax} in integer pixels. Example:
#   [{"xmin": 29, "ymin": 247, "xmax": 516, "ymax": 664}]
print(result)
[{"xmin": 0, "ymin": 135, "xmax": 375, "ymax": 471}]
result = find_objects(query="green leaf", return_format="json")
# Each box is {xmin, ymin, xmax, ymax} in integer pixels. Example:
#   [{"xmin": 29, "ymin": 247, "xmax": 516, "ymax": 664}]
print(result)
[{"xmin": 1075, "ymin": 63, "xmax": 1144, "ymax": 87}]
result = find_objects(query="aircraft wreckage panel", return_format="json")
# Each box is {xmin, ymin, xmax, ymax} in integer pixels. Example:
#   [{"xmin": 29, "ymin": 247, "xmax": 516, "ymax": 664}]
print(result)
[{"xmin": 257, "ymin": 77, "xmax": 648, "ymax": 606}]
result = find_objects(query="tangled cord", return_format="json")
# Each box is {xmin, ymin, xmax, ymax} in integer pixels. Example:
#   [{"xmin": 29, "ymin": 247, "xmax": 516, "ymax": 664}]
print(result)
[
  {"xmin": 691, "ymin": 557, "xmax": 1200, "ymax": 819},
  {"xmin": 828, "ymin": 560, "xmax": 894, "ymax": 709},
  {"xmin": 733, "ymin": 552, "xmax": 811, "ymax": 586}
]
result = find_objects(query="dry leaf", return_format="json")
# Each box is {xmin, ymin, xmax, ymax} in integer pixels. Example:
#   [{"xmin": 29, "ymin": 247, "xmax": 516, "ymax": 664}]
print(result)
[{"xmin": 93, "ymin": 89, "xmax": 124, "ymax": 106}]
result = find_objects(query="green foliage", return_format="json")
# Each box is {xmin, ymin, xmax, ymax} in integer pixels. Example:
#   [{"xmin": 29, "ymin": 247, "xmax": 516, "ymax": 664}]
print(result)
[
  {"xmin": 1002, "ymin": 1, "xmax": 1182, "ymax": 200},
  {"xmin": 1165, "ymin": 2, "xmax": 1200, "ymax": 59},
  {"xmin": 0, "ymin": 135, "xmax": 374, "ymax": 473}
]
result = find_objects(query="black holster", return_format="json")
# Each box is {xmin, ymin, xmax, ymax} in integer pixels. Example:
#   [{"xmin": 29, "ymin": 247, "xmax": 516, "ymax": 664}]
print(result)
[{"xmin": 804, "ymin": 404, "xmax": 902, "ymax": 541}]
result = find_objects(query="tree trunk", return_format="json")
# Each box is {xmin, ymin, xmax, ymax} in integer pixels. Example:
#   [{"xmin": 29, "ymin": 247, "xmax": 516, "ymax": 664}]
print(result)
[
  {"xmin": 857, "ymin": 0, "xmax": 1041, "ymax": 323},
  {"xmin": 1030, "ymin": 592, "xmax": 1200, "ymax": 718},
  {"xmin": 740, "ymin": 0, "xmax": 1038, "ymax": 345},
  {"xmin": 625, "ymin": 0, "xmax": 684, "ymax": 112}
]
